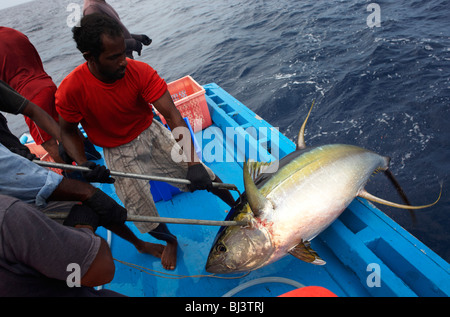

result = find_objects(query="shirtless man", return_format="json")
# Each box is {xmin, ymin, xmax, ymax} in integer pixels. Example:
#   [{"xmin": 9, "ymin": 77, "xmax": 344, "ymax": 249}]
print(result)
[
  {"xmin": 83, "ymin": 0, "xmax": 152, "ymax": 59},
  {"xmin": 56, "ymin": 14, "xmax": 235, "ymax": 270}
]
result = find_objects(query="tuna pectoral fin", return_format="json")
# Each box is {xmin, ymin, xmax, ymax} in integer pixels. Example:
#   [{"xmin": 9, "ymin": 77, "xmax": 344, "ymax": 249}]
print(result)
[
  {"xmin": 289, "ymin": 240, "xmax": 326, "ymax": 265},
  {"xmin": 358, "ymin": 184, "xmax": 442, "ymax": 210},
  {"xmin": 243, "ymin": 160, "xmax": 273, "ymax": 216}
]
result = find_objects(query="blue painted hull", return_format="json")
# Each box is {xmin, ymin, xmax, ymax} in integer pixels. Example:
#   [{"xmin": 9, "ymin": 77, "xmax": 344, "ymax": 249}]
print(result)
[{"xmin": 94, "ymin": 83, "xmax": 450, "ymax": 297}]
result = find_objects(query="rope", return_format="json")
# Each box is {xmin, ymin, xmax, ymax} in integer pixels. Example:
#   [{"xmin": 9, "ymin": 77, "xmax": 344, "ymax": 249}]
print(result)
[{"xmin": 113, "ymin": 258, "xmax": 249, "ymax": 280}]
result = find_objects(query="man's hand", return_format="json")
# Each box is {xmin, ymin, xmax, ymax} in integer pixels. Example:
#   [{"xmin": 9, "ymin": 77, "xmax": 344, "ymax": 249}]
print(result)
[
  {"xmin": 81, "ymin": 161, "xmax": 115, "ymax": 184},
  {"xmin": 186, "ymin": 163, "xmax": 213, "ymax": 192},
  {"xmin": 63, "ymin": 204, "xmax": 100, "ymax": 232},
  {"xmin": 83, "ymin": 189, "xmax": 127, "ymax": 227},
  {"xmin": 133, "ymin": 34, "xmax": 152, "ymax": 46},
  {"xmin": 139, "ymin": 34, "xmax": 152, "ymax": 46}
]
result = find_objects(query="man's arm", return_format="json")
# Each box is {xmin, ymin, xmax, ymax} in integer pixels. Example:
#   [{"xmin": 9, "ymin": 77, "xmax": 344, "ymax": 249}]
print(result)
[
  {"xmin": 47, "ymin": 177, "xmax": 96, "ymax": 202},
  {"xmin": 1, "ymin": 197, "xmax": 115, "ymax": 288},
  {"xmin": 80, "ymin": 236, "xmax": 115, "ymax": 287},
  {"xmin": 0, "ymin": 81, "xmax": 59, "ymax": 140},
  {"xmin": 152, "ymin": 90, "xmax": 200, "ymax": 166},
  {"xmin": 59, "ymin": 116, "xmax": 114, "ymax": 184},
  {"xmin": 0, "ymin": 80, "xmax": 61, "ymax": 151},
  {"xmin": 49, "ymin": 177, "xmax": 127, "ymax": 227},
  {"xmin": 0, "ymin": 144, "xmax": 64, "ymax": 206},
  {"xmin": 59, "ymin": 115, "xmax": 87, "ymax": 164},
  {"xmin": 152, "ymin": 90, "xmax": 212, "ymax": 191},
  {"xmin": 21, "ymin": 101, "xmax": 61, "ymax": 142}
]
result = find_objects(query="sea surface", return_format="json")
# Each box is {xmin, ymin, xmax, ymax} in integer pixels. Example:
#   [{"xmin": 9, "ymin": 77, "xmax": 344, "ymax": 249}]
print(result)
[{"xmin": 1, "ymin": 0, "xmax": 449, "ymax": 263}]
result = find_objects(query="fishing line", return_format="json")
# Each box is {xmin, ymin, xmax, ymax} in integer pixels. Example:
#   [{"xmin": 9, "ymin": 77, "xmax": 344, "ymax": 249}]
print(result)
[{"xmin": 113, "ymin": 258, "xmax": 249, "ymax": 280}]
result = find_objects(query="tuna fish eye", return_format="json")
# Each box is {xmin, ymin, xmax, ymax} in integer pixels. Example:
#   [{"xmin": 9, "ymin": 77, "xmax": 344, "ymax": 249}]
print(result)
[{"xmin": 215, "ymin": 243, "xmax": 227, "ymax": 253}]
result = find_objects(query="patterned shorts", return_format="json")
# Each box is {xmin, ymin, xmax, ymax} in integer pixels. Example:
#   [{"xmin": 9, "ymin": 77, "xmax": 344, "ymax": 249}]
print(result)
[{"xmin": 103, "ymin": 120, "xmax": 215, "ymax": 233}]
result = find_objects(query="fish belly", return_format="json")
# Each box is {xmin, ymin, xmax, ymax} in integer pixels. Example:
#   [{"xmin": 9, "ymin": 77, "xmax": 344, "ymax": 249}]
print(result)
[{"xmin": 262, "ymin": 145, "xmax": 387, "ymax": 263}]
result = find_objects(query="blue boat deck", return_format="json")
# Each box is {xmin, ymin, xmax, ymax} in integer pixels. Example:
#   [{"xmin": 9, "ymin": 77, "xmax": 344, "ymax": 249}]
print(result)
[{"xmin": 93, "ymin": 83, "xmax": 450, "ymax": 297}]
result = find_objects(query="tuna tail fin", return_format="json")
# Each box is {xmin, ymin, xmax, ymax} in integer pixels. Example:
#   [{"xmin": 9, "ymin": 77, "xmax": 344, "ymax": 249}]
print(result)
[
  {"xmin": 358, "ymin": 182, "xmax": 442, "ymax": 210},
  {"xmin": 296, "ymin": 100, "xmax": 315, "ymax": 150}
]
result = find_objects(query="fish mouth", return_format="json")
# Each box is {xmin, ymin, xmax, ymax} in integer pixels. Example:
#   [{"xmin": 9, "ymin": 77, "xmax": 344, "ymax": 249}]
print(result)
[
  {"xmin": 205, "ymin": 260, "xmax": 246, "ymax": 274},
  {"xmin": 205, "ymin": 263, "xmax": 232, "ymax": 274},
  {"xmin": 205, "ymin": 252, "xmax": 269, "ymax": 274},
  {"xmin": 205, "ymin": 249, "xmax": 240, "ymax": 274}
]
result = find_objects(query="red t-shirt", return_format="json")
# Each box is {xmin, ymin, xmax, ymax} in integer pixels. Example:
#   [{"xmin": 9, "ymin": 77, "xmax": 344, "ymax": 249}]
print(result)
[
  {"xmin": 56, "ymin": 59, "xmax": 167, "ymax": 148},
  {"xmin": 0, "ymin": 27, "xmax": 55, "ymax": 100}
]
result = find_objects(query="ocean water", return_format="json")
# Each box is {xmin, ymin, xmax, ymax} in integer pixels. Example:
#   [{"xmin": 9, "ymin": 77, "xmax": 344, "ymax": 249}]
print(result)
[{"xmin": 1, "ymin": 0, "xmax": 449, "ymax": 263}]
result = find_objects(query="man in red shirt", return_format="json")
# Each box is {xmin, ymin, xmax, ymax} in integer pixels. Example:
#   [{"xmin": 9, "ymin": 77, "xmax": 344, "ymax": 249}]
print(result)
[
  {"xmin": 0, "ymin": 27, "xmax": 100, "ymax": 165},
  {"xmin": 56, "ymin": 14, "xmax": 235, "ymax": 270},
  {"xmin": 0, "ymin": 27, "xmax": 61, "ymax": 162}
]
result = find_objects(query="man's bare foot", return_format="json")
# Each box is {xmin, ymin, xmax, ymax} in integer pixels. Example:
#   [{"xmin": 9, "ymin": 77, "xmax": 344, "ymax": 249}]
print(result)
[
  {"xmin": 136, "ymin": 241, "xmax": 164, "ymax": 258},
  {"xmin": 161, "ymin": 240, "xmax": 178, "ymax": 270}
]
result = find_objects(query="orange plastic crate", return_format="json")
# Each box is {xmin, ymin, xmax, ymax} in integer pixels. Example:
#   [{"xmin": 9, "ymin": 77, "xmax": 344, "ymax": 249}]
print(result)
[{"xmin": 155, "ymin": 76, "xmax": 212, "ymax": 132}]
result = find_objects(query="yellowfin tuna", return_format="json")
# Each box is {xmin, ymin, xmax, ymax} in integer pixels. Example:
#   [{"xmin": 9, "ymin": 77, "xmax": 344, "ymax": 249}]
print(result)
[{"xmin": 205, "ymin": 102, "xmax": 441, "ymax": 274}]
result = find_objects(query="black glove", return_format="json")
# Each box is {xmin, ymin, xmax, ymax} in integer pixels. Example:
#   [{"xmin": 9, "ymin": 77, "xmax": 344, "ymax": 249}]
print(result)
[
  {"xmin": 186, "ymin": 164, "xmax": 213, "ymax": 192},
  {"xmin": 83, "ymin": 189, "xmax": 127, "ymax": 226},
  {"xmin": 139, "ymin": 34, "xmax": 152, "ymax": 46},
  {"xmin": 64, "ymin": 204, "xmax": 100, "ymax": 232},
  {"xmin": 10, "ymin": 146, "xmax": 37, "ymax": 161},
  {"xmin": 81, "ymin": 161, "xmax": 115, "ymax": 184}
]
